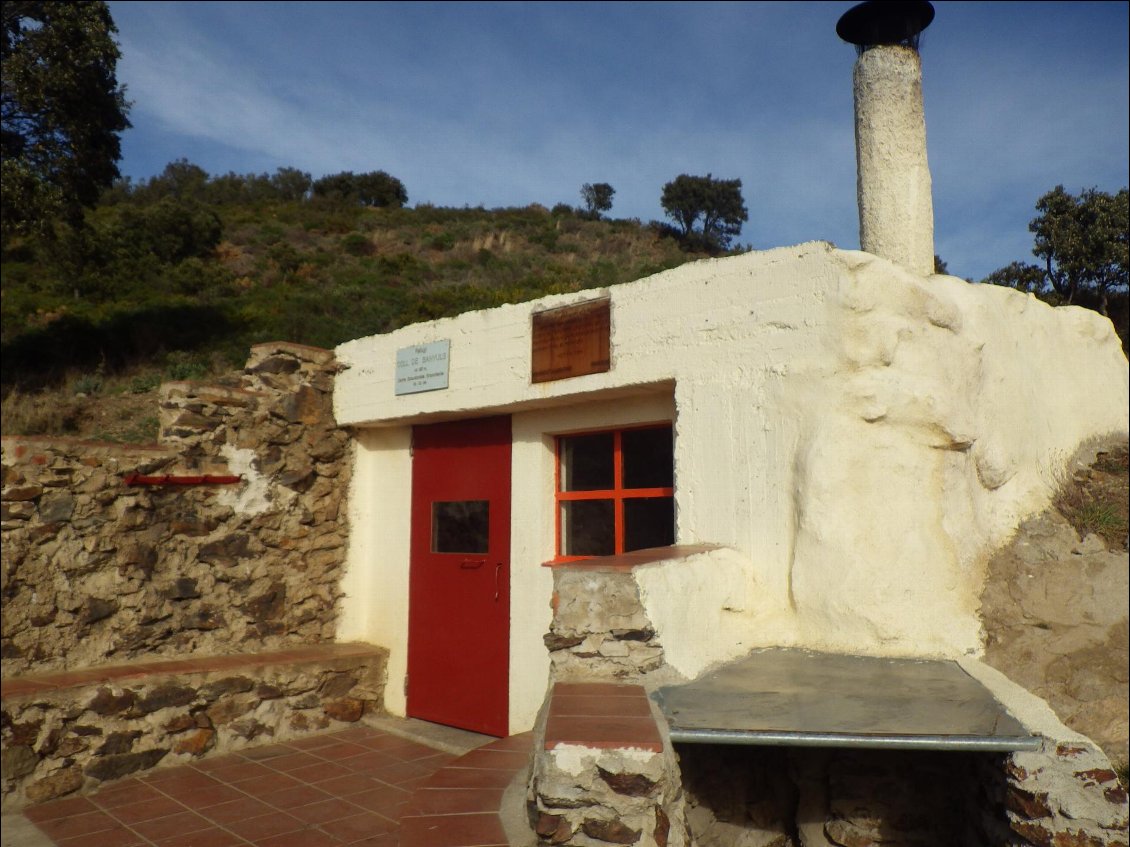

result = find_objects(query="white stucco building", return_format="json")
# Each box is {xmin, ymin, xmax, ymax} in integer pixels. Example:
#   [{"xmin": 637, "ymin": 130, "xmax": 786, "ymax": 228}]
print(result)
[
  {"xmin": 331, "ymin": 241, "xmax": 1128, "ymax": 736},
  {"xmin": 330, "ymin": 17, "xmax": 1127, "ymax": 741}
]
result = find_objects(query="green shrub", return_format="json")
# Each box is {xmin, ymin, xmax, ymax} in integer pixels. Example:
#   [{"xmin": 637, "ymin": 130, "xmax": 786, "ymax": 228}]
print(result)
[
  {"xmin": 72, "ymin": 369, "xmax": 104, "ymax": 396},
  {"xmin": 340, "ymin": 232, "xmax": 374, "ymax": 256},
  {"xmin": 163, "ymin": 351, "xmax": 211, "ymax": 381},
  {"xmin": 129, "ymin": 372, "xmax": 162, "ymax": 393}
]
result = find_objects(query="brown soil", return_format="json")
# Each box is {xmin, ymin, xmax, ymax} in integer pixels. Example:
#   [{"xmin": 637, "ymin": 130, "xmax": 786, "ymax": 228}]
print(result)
[{"xmin": 981, "ymin": 441, "xmax": 1129, "ymax": 767}]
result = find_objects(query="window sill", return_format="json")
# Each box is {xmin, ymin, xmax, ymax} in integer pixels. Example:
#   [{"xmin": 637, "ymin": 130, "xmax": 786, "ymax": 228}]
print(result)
[{"xmin": 542, "ymin": 544, "xmax": 721, "ymax": 572}]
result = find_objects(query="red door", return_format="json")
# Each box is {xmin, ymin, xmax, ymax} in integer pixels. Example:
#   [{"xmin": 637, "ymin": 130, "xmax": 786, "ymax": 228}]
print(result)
[{"xmin": 408, "ymin": 416, "xmax": 511, "ymax": 736}]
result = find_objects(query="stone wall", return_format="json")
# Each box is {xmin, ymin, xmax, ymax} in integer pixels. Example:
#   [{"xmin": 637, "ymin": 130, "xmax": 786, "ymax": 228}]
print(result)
[
  {"xmin": 540, "ymin": 558, "xmax": 1130, "ymax": 846},
  {"xmin": 1, "ymin": 342, "xmax": 351, "ymax": 674},
  {"xmin": 979, "ymin": 742, "xmax": 1128, "ymax": 847},
  {"xmin": 544, "ymin": 565, "xmax": 666, "ymax": 682},
  {"xmin": 528, "ymin": 682, "xmax": 688, "ymax": 847},
  {"xmin": 1, "ymin": 644, "xmax": 386, "ymax": 810}
]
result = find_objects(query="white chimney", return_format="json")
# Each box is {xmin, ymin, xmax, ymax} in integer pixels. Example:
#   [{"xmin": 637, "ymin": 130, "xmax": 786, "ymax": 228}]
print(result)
[{"xmin": 838, "ymin": 1, "xmax": 936, "ymax": 277}]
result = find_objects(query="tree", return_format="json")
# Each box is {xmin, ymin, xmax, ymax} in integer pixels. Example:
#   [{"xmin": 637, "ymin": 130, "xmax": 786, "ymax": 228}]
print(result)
[
  {"xmin": 580, "ymin": 182, "xmax": 614, "ymax": 219},
  {"xmin": 982, "ymin": 261, "xmax": 1047, "ymax": 295},
  {"xmin": 660, "ymin": 173, "xmax": 748, "ymax": 252},
  {"xmin": 312, "ymin": 170, "xmax": 407, "ymax": 207},
  {"xmin": 1030, "ymin": 186, "xmax": 1128, "ymax": 316},
  {"xmin": 270, "ymin": 167, "xmax": 312, "ymax": 202},
  {"xmin": 137, "ymin": 159, "xmax": 210, "ymax": 203},
  {"xmin": 354, "ymin": 170, "xmax": 407, "ymax": 208},
  {"xmin": 2, "ymin": 1, "xmax": 131, "ymax": 237},
  {"xmin": 983, "ymin": 186, "xmax": 1128, "ymax": 318}
]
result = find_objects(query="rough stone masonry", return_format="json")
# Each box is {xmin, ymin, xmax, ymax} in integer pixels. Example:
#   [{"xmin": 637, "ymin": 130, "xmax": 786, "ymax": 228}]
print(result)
[{"xmin": 1, "ymin": 342, "xmax": 352, "ymax": 673}]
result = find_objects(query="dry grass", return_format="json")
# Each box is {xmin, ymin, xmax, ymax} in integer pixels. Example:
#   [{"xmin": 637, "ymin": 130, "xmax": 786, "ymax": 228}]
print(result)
[
  {"xmin": 1052, "ymin": 443, "xmax": 1130, "ymax": 551},
  {"xmin": 1, "ymin": 367, "xmax": 166, "ymax": 443}
]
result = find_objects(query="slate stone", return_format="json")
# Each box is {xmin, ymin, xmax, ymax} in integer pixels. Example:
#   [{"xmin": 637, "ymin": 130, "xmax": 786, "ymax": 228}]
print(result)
[
  {"xmin": 251, "ymin": 356, "xmax": 300, "ymax": 375},
  {"xmin": 198, "ymin": 534, "xmax": 250, "ymax": 566},
  {"xmin": 1, "ymin": 745, "xmax": 38, "ymax": 780},
  {"xmin": 165, "ymin": 577, "xmax": 200, "ymax": 600},
  {"xmin": 245, "ymin": 582, "xmax": 285, "ymax": 622},
  {"xmin": 81, "ymin": 598, "xmax": 118, "ymax": 624},
  {"xmin": 174, "ymin": 729, "xmax": 215, "ymax": 756},
  {"xmin": 598, "ymin": 766, "xmax": 658, "ymax": 797},
  {"xmin": 85, "ymin": 749, "xmax": 167, "ymax": 781},
  {"xmin": 89, "ymin": 688, "xmax": 136, "ymax": 716},
  {"xmin": 199, "ymin": 676, "xmax": 254, "ymax": 701},
  {"xmin": 6, "ymin": 719, "xmax": 43, "ymax": 746},
  {"xmin": 582, "ymin": 819, "xmax": 641, "ymax": 844},
  {"xmin": 277, "ymin": 466, "xmax": 315, "ymax": 491},
  {"xmin": 536, "ymin": 812, "xmax": 573, "ymax": 843},
  {"xmin": 96, "ymin": 731, "xmax": 141, "ymax": 756},
  {"xmin": 318, "ymin": 672, "xmax": 357, "ymax": 699},
  {"xmin": 276, "ymin": 385, "xmax": 323, "ymax": 424},
  {"xmin": 544, "ymin": 632, "xmax": 585, "ymax": 651},
  {"xmin": 2, "ymin": 485, "xmax": 43, "ymax": 502},
  {"xmin": 39, "ymin": 494, "xmax": 75, "ymax": 523},
  {"xmin": 323, "ymin": 698, "xmax": 364, "ymax": 722},
  {"xmin": 136, "ymin": 684, "xmax": 197, "ymax": 714},
  {"xmin": 25, "ymin": 767, "xmax": 83, "ymax": 803},
  {"xmin": 184, "ymin": 606, "xmax": 224, "ymax": 631},
  {"xmin": 256, "ymin": 684, "xmax": 283, "ymax": 700}
]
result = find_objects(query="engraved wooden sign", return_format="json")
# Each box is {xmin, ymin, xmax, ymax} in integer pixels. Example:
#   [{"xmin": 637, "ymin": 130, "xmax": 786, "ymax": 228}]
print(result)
[{"xmin": 531, "ymin": 298, "xmax": 610, "ymax": 383}]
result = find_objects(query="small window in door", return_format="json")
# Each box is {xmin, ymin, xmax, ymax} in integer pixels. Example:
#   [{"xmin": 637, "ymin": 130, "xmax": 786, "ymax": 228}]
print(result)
[
  {"xmin": 432, "ymin": 500, "xmax": 489, "ymax": 553},
  {"xmin": 556, "ymin": 424, "xmax": 674, "ymax": 560}
]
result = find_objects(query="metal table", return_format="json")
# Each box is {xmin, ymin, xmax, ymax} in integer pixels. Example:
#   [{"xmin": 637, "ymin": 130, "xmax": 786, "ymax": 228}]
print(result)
[{"xmin": 653, "ymin": 649, "xmax": 1040, "ymax": 751}]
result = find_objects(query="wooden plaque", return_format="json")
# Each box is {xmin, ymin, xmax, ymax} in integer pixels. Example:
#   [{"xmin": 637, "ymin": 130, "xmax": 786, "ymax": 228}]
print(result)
[{"xmin": 531, "ymin": 298, "xmax": 610, "ymax": 383}]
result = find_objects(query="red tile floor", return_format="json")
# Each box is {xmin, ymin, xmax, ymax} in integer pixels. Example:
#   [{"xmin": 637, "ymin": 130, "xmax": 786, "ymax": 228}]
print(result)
[{"xmin": 19, "ymin": 725, "xmax": 533, "ymax": 847}]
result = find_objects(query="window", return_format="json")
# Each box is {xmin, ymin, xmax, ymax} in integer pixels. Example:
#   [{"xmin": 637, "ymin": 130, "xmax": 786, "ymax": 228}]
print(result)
[
  {"xmin": 432, "ymin": 501, "xmax": 489, "ymax": 553},
  {"xmin": 555, "ymin": 424, "xmax": 674, "ymax": 559}
]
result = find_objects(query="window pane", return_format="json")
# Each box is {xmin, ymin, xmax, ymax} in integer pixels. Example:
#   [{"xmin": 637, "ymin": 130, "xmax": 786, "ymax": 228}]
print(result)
[
  {"xmin": 560, "ymin": 432, "xmax": 614, "ymax": 491},
  {"xmin": 622, "ymin": 426, "xmax": 673, "ymax": 489},
  {"xmin": 561, "ymin": 499, "xmax": 615, "ymax": 556},
  {"xmin": 432, "ymin": 500, "xmax": 489, "ymax": 553},
  {"xmin": 623, "ymin": 496, "xmax": 674, "ymax": 552}
]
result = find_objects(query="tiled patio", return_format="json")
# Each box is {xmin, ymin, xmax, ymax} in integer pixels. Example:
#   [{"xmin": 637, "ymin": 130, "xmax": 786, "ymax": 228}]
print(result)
[{"xmin": 17, "ymin": 724, "xmax": 532, "ymax": 847}]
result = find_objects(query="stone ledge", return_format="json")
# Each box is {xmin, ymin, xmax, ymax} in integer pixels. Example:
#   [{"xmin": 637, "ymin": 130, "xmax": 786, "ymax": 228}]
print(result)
[
  {"xmin": 543, "ymin": 683, "xmax": 662, "ymax": 753},
  {"xmin": 0, "ymin": 643, "xmax": 380, "ymax": 702},
  {"xmin": 1, "ymin": 643, "xmax": 388, "ymax": 810},
  {"xmin": 543, "ymin": 544, "xmax": 721, "ymax": 572},
  {"xmin": 1, "ymin": 435, "xmax": 171, "ymax": 455},
  {"xmin": 249, "ymin": 341, "xmax": 336, "ymax": 364}
]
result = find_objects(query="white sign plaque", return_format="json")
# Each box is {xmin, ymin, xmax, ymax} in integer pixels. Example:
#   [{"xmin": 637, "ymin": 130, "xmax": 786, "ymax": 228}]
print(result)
[{"xmin": 395, "ymin": 340, "xmax": 450, "ymax": 395}]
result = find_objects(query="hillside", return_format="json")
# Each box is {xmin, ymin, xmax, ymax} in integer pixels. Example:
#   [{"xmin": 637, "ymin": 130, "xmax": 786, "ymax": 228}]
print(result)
[
  {"xmin": 981, "ymin": 442, "xmax": 1129, "ymax": 768},
  {"xmin": 1, "ymin": 196, "xmax": 714, "ymax": 441}
]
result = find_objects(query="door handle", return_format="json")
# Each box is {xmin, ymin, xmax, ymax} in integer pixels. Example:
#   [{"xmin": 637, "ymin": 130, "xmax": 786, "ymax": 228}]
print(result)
[
  {"xmin": 494, "ymin": 563, "xmax": 501, "ymax": 601},
  {"xmin": 460, "ymin": 558, "xmax": 485, "ymax": 569}
]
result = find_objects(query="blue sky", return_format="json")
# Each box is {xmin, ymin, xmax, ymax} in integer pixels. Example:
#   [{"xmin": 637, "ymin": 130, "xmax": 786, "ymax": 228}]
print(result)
[{"xmin": 107, "ymin": 1, "xmax": 1128, "ymax": 282}]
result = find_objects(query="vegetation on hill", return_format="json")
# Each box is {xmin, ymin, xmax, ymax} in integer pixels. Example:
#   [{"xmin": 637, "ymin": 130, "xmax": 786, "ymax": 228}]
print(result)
[
  {"xmin": 0, "ymin": 162, "xmax": 721, "ymax": 440},
  {"xmin": 2, "ymin": 4, "xmax": 1124, "ymax": 444}
]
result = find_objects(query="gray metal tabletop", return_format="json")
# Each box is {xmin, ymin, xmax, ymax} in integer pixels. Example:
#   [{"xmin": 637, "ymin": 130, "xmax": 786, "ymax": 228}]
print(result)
[{"xmin": 653, "ymin": 649, "xmax": 1041, "ymax": 751}]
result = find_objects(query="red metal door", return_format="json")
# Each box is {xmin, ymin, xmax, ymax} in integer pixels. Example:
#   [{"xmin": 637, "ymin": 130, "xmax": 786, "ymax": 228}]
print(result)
[{"xmin": 408, "ymin": 416, "xmax": 511, "ymax": 736}]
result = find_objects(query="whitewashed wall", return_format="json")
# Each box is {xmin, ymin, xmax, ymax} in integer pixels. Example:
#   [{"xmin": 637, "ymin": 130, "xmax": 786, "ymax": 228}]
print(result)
[{"xmin": 335, "ymin": 242, "xmax": 1129, "ymax": 730}]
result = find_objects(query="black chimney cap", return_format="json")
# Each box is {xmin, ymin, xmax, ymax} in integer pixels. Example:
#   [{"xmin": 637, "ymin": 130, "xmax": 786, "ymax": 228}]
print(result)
[{"xmin": 837, "ymin": 1, "xmax": 934, "ymax": 49}]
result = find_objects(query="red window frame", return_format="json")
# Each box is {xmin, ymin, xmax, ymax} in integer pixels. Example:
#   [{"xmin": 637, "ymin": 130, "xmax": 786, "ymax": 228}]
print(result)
[{"xmin": 553, "ymin": 423, "xmax": 674, "ymax": 562}]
